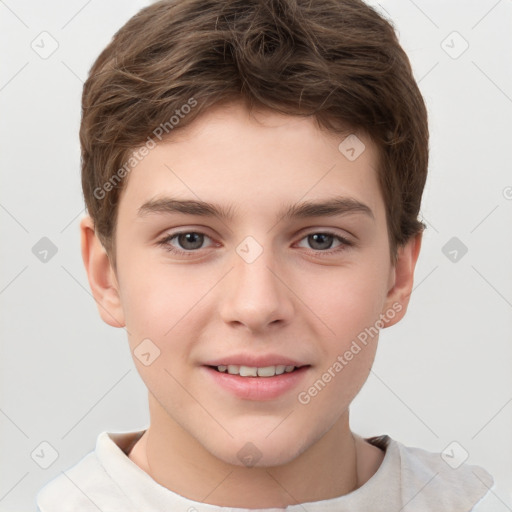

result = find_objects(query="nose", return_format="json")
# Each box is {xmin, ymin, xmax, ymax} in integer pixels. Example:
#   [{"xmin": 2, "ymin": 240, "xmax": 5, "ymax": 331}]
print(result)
[{"xmin": 219, "ymin": 244, "xmax": 294, "ymax": 333}]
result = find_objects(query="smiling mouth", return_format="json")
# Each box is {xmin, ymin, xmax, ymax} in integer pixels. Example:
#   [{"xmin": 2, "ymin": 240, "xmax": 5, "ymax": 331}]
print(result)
[{"xmin": 207, "ymin": 364, "xmax": 309, "ymax": 377}]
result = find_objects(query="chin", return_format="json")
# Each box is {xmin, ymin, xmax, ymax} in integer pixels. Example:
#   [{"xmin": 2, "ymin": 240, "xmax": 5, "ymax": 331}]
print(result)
[{"xmin": 203, "ymin": 432, "xmax": 313, "ymax": 469}]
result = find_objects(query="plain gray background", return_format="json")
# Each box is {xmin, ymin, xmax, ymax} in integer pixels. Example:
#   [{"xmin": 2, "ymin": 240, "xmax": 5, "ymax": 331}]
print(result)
[{"xmin": 1, "ymin": 0, "xmax": 511, "ymax": 510}]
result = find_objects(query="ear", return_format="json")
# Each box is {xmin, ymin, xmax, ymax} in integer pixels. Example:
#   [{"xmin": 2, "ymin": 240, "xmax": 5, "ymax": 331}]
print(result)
[
  {"xmin": 381, "ymin": 232, "xmax": 422, "ymax": 328},
  {"xmin": 80, "ymin": 215, "xmax": 125, "ymax": 328}
]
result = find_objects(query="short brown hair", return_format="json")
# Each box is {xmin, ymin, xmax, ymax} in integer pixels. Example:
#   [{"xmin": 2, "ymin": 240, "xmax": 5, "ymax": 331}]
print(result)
[{"xmin": 80, "ymin": 0, "xmax": 428, "ymax": 268}]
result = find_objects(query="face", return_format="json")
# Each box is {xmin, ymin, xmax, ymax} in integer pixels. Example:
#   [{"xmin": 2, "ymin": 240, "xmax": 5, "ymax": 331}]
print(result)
[{"xmin": 87, "ymin": 102, "xmax": 414, "ymax": 467}]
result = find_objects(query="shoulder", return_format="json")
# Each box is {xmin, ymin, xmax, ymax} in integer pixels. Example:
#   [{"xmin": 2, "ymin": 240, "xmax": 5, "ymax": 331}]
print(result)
[
  {"xmin": 36, "ymin": 432, "xmax": 133, "ymax": 511},
  {"xmin": 378, "ymin": 436, "xmax": 495, "ymax": 511}
]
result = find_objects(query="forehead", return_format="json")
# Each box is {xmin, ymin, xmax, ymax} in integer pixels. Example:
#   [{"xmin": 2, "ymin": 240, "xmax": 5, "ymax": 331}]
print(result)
[{"xmin": 117, "ymin": 102, "xmax": 385, "ymax": 224}]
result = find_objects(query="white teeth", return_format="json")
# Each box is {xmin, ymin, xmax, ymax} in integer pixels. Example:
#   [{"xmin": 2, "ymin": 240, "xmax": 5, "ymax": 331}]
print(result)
[
  {"xmin": 215, "ymin": 364, "xmax": 298, "ymax": 377},
  {"xmin": 275, "ymin": 365, "xmax": 286, "ymax": 375},
  {"xmin": 239, "ymin": 365, "xmax": 258, "ymax": 377},
  {"xmin": 227, "ymin": 365, "xmax": 239, "ymax": 375},
  {"xmin": 257, "ymin": 366, "xmax": 276, "ymax": 377}
]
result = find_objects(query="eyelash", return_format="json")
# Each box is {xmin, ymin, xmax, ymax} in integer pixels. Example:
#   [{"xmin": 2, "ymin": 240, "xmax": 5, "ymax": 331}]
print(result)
[{"xmin": 156, "ymin": 230, "xmax": 354, "ymax": 257}]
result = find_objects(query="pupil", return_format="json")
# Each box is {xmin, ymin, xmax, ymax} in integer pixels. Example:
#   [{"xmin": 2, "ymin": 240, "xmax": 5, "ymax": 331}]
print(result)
[{"xmin": 309, "ymin": 233, "xmax": 333, "ymax": 250}]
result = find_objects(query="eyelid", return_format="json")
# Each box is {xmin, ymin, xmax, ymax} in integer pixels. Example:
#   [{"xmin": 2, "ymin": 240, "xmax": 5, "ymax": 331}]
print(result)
[{"xmin": 296, "ymin": 225, "xmax": 355, "ymax": 241}]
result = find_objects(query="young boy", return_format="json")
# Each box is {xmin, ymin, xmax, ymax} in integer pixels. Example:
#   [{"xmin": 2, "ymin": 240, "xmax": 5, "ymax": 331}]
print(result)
[{"xmin": 36, "ymin": 0, "xmax": 494, "ymax": 510}]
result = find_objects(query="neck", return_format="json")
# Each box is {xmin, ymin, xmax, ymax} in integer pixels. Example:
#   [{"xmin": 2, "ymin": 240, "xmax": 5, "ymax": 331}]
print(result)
[{"xmin": 130, "ymin": 395, "xmax": 366, "ymax": 508}]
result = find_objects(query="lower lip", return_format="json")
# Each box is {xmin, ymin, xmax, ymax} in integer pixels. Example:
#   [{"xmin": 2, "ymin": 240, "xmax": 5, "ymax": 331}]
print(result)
[{"xmin": 202, "ymin": 366, "xmax": 310, "ymax": 401}]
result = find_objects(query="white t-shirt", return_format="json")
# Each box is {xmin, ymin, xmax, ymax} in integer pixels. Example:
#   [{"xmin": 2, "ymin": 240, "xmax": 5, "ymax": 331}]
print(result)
[{"xmin": 36, "ymin": 429, "xmax": 495, "ymax": 511}]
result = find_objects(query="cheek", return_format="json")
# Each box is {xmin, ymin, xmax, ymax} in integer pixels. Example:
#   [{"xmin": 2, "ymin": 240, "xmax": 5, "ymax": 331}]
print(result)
[
  {"xmin": 299, "ymin": 264, "xmax": 389, "ymax": 338},
  {"xmin": 117, "ymin": 251, "xmax": 201, "ymax": 334},
  {"xmin": 298, "ymin": 286, "xmax": 381, "ymax": 417},
  {"xmin": 117, "ymin": 256, "xmax": 217, "ymax": 379}
]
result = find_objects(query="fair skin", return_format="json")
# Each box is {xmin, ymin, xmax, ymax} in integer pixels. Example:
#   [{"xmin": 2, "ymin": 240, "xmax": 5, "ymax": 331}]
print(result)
[{"xmin": 80, "ymin": 101, "xmax": 421, "ymax": 507}]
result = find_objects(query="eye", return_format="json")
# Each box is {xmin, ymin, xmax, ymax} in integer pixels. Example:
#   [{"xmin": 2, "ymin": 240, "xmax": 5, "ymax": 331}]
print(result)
[
  {"xmin": 157, "ymin": 231, "xmax": 214, "ymax": 256},
  {"xmin": 157, "ymin": 230, "xmax": 354, "ymax": 258},
  {"xmin": 296, "ymin": 231, "xmax": 353, "ymax": 255}
]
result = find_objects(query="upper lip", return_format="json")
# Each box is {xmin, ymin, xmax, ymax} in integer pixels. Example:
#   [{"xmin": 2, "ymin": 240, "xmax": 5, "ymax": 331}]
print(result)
[{"xmin": 203, "ymin": 354, "xmax": 309, "ymax": 368}]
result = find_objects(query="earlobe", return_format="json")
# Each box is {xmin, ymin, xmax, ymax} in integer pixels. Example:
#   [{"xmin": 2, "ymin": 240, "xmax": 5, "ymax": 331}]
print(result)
[
  {"xmin": 80, "ymin": 216, "xmax": 125, "ymax": 328},
  {"xmin": 381, "ymin": 232, "xmax": 423, "ymax": 328}
]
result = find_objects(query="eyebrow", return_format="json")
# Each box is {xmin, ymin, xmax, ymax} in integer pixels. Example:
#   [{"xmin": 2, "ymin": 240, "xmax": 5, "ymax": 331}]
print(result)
[{"xmin": 137, "ymin": 196, "xmax": 374, "ymax": 221}]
